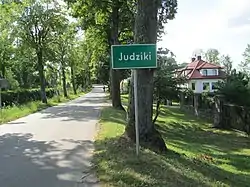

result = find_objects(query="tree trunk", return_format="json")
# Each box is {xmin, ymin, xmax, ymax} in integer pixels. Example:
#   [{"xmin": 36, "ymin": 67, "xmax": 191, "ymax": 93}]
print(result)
[
  {"xmin": 153, "ymin": 99, "xmax": 161, "ymax": 124},
  {"xmin": 88, "ymin": 70, "xmax": 91, "ymax": 87},
  {"xmin": 1, "ymin": 52, "xmax": 6, "ymax": 78},
  {"xmin": 125, "ymin": 0, "xmax": 167, "ymax": 153},
  {"xmin": 70, "ymin": 65, "xmax": 77, "ymax": 95},
  {"xmin": 111, "ymin": 69, "xmax": 124, "ymax": 110},
  {"xmin": 110, "ymin": 1, "xmax": 124, "ymax": 111},
  {"xmin": 61, "ymin": 57, "xmax": 68, "ymax": 97},
  {"xmin": 61, "ymin": 64, "xmax": 68, "ymax": 97},
  {"xmin": 37, "ymin": 49, "xmax": 47, "ymax": 103}
]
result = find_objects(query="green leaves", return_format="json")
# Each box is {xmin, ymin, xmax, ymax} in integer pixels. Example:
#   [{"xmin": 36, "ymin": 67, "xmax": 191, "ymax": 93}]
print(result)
[
  {"xmin": 238, "ymin": 44, "xmax": 250, "ymax": 74},
  {"xmin": 217, "ymin": 70, "xmax": 250, "ymax": 106},
  {"xmin": 154, "ymin": 49, "xmax": 186, "ymax": 102},
  {"xmin": 17, "ymin": 1, "xmax": 66, "ymax": 50},
  {"xmin": 220, "ymin": 55, "xmax": 232, "ymax": 75},
  {"xmin": 157, "ymin": 0, "xmax": 178, "ymax": 40},
  {"xmin": 204, "ymin": 48, "xmax": 220, "ymax": 65}
]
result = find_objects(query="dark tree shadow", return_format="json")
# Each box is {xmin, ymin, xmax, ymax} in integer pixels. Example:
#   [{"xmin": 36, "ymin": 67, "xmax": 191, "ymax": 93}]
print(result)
[
  {"xmin": 155, "ymin": 108, "xmax": 250, "ymax": 186},
  {"xmin": 0, "ymin": 133, "xmax": 100, "ymax": 187},
  {"xmin": 100, "ymin": 107, "xmax": 127, "ymax": 126},
  {"xmin": 94, "ymin": 135, "xmax": 250, "ymax": 187},
  {"xmin": 38, "ymin": 92, "xmax": 106, "ymax": 122},
  {"xmin": 94, "ymin": 106, "xmax": 250, "ymax": 187}
]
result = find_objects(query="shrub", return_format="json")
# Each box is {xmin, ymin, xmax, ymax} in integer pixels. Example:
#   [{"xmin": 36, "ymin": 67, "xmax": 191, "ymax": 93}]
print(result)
[
  {"xmin": 1, "ymin": 88, "xmax": 57, "ymax": 107},
  {"xmin": 216, "ymin": 70, "xmax": 250, "ymax": 106}
]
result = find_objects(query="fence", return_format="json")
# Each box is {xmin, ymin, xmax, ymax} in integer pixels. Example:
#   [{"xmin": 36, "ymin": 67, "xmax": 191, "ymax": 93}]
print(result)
[{"xmin": 180, "ymin": 92, "xmax": 250, "ymax": 134}]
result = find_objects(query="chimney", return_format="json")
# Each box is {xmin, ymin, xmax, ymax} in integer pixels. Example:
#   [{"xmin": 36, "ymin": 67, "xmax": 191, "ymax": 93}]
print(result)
[
  {"xmin": 197, "ymin": 55, "xmax": 201, "ymax": 60},
  {"xmin": 191, "ymin": 57, "xmax": 195, "ymax": 62}
]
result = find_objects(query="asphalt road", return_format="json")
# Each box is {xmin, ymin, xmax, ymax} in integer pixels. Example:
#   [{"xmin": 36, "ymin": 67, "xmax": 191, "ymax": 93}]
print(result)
[{"xmin": 0, "ymin": 85, "xmax": 106, "ymax": 187}]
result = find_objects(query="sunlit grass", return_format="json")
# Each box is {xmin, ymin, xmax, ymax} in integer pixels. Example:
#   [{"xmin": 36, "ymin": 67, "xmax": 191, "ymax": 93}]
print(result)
[
  {"xmin": 94, "ymin": 95, "xmax": 250, "ymax": 187},
  {"xmin": 0, "ymin": 90, "xmax": 89, "ymax": 124}
]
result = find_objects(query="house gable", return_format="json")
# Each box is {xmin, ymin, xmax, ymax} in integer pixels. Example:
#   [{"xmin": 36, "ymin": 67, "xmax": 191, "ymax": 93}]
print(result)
[{"xmin": 177, "ymin": 56, "xmax": 225, "ymax": 80}]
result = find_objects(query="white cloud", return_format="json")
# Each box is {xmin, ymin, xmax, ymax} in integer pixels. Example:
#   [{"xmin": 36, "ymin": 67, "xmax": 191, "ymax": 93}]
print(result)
[{"xmin": 158, "ymin": 0, "xmax": 250, "ymax": 67}]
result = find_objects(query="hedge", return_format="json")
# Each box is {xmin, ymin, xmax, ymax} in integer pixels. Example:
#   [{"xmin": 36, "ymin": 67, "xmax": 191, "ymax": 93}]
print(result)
[{"xmin": 1, "ymin": 88, "xmax": 57, "ymax": 107}]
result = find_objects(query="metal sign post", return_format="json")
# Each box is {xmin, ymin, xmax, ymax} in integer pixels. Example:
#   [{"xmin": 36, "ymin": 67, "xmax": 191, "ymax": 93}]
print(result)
[
  {"xmin": 111, "ymin": 44, "xmax": 157, "ymax": 156},
  {"xmin": 133, "ymin": 70, "xmax": 139, "ymax": 155}
]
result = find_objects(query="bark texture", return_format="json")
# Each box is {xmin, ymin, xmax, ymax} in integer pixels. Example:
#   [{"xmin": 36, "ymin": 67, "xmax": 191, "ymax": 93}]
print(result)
[
  {"xmin": 110, "ymin": 1, "xmax": 124, "ymax": 111},
  {"xmin": 37, "ymin": 49, "xmax": 47, "ymax": 103},
  {"xmin": 125, "ymin": 0, "xmax": 167, "ymax": 153},
  {"xmin": 62, "ymin": 64, "xmax": 68, "ymax": 98},
  {"xmin": 70, "ymin": 65, "xmax": 77, "ymax": 95},
  {"xmin": 1, "ymin": 52, "xmax": 6, "ymax": 78}
]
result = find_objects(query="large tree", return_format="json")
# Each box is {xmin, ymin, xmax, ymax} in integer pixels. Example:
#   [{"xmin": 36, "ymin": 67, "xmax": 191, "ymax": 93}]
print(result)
[
  {"xmin": 18, "ymin": 1, "xmax": 66, "ymax": 103},
  {"xmin": 51, "ymin": 20, "xmax": 75, "ymax": 97},
  {"xmin": 67, "ymin": 0, "xmax": 134, "ymax": 110},
  {"xmin": 125, "ymin": 0, "xmax": 178, "ymax": 152},
  {"xmin": 0, "ymin": 0, "xmax": 85, "ymax": 94},
  {"xmin": 205, "ymin": 48, "xmax": 220, "ymax": 65}
]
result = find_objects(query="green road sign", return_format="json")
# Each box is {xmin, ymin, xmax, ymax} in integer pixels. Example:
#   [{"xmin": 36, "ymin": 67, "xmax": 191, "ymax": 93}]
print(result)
[{"xmin": 111, "ymin": 44, "xmax": 157, "ymax": 69}]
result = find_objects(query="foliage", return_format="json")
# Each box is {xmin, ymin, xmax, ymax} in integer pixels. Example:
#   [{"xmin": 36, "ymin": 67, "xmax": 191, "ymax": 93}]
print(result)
[
  {"xmin": 220, "ymin": 54, "xmax": 233, "ymax": 75},
  {"xmin": 153, "ymin": 49, "xmax": 186, "ymax": 122},
  {"xmin": 205, "ymin": 48, "xmax": 220, "ymax": 65},
  {"xmin": 216, "ymin": 69, "xmax": 250, "ymax": 106},
  {"xmin": 200, "ymin": 92, "xmax": 215, "ymax": 109},
  {"xmin": 0, "ymin": 0, "xmax": 92, "ymax": 105},
  {"xmin": 238, "ymin": 44, "xmax": 250, "ymax": 74},
  {"xmin": 0, "ymin": 90, "xmax": 87, "ymax": 124},
  {"xmin": 1, "ymin": 88, "xmax": 57, "ymax": 107},
  {"xmin": 157, "ymin": 0, "xmax": 178, "ymax": 40},
  {"xmin": 17, "ymin": 0, "xmax": 69, "ymax": 103}
]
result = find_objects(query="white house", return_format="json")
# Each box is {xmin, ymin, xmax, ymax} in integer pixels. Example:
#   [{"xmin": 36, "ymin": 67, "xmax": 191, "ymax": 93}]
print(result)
[{"xmin": 176, "ymin": 55, "xmax": 225, "ymax": 93}]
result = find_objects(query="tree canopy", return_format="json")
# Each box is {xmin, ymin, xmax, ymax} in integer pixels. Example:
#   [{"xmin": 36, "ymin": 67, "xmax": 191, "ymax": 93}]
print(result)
[{"xmin": 0, "ymin": 0, "xmax": 92, "ymax": 103}]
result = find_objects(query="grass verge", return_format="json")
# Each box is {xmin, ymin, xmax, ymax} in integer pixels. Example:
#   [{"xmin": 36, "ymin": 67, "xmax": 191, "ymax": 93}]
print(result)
[
  {"xmin": 94, "ymin": 105, "xmax": 250, "ymax": 186},
  {"xmin": 0, "ymin": 90, "xmax": 89, "ymax": 124}
]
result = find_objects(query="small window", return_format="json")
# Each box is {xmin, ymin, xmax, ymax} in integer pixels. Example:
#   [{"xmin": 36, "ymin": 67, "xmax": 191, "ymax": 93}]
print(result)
[
  {"xmin": 212, "ymin": 69, "xmax": 217, "ymax": 75},
  {"xmin": 191, "ymin": 82, "xmax": 195, "ymax": 90},
  {"xmin": 203, "ymin": 82, "xmax": 209, "ymax": 90},
  {"xmin": 203, "ymin": 69, "xmax": 208, "ymax": 76},
  {"xmin": 212, "ymin": 82, "xmax": 218, "ymax": 90}
]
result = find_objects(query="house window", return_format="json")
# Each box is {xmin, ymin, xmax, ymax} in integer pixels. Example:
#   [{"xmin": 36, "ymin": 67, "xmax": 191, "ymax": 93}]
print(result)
[
  {"xmin": 203, "ymin": 69, "xmax": 208, "ymax": 76},
  {"xmin": 212, "ymin": 82, "xmax": 218, "ymax": 90},
  {"xmin": 203, "ymin": 82, "xmax": 209, "ymax": 90},
  {"xmin": 191, "ymin": 82, "xmax": 195, "ymax": 90},
  {"xmin": 212, "ymin": 69, "xmax": 217, "ymax": 75}
]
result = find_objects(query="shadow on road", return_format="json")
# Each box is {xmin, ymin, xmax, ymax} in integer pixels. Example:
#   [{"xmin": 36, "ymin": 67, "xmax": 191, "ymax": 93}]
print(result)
[
  {"xmin": 39, "ymin": 93, "xmax": 106, "ymax": 122},
  {"xmin": 0, "ymin": 133, "xmax": 99, "ymax": 187},
  {"xmin": 40, "ymin": 105, "xmax": 101, "ymax": 122}
]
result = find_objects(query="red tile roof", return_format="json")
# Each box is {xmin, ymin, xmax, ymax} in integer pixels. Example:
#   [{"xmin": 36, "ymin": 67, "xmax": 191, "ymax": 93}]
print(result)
[
  {"xmin": 178, "ymin": 58, "xmax": 225, "ymax": 80},
  {"xmin": 187, "ymin": 60, "xmax": 222, "ymax": 69}
]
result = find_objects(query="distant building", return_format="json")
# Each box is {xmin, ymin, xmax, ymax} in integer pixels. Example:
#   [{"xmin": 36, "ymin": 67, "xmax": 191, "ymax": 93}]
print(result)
[{"xmin": 176, "ymin": 55, "xmax": 225, "ymax": 93}]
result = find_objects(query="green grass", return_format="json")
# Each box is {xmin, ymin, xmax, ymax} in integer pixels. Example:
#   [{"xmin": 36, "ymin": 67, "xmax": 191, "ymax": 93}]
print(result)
[
  {"xmin": 94, "ymin": 97, "xmax": 250, "ymax": 187},
  {"xmin": 0, "ymin": 90, "xmax": 89, "ymax": 124}
]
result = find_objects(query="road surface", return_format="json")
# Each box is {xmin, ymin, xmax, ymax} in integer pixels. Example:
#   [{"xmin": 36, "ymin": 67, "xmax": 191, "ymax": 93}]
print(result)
[{"xmin": 0, "ymin": 85, "xmax": 106, "ymax": 187}]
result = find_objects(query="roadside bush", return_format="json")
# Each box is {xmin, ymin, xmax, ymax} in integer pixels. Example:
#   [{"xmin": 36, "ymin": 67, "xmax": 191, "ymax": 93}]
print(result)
[
  {"xmin": 1, "ymin": 88, "xmax": 57, "ymax": 107},
  {"xmin": 216, "ymin": 70, "xmax": 250, "ymax": 106}
]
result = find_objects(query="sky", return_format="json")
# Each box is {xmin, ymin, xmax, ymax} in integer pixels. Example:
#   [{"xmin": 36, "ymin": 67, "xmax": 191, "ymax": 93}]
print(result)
[{"xmin": 158, "ymin": 0, "xmax": 250, "ymax": 67}]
